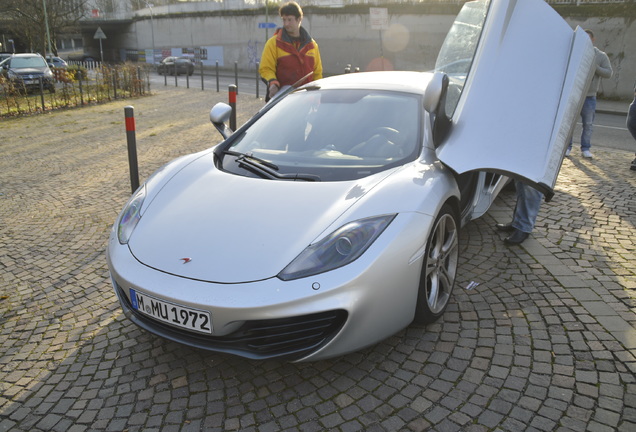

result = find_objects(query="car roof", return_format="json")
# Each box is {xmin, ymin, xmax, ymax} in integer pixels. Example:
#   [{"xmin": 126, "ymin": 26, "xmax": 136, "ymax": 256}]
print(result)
[
  {"xmin": 12, "ymin": 53, "xmax": 43, "ymax": 58},
  {"xmin": 305, "ymin": 71, "xmax": 433, "ymax": 96}
]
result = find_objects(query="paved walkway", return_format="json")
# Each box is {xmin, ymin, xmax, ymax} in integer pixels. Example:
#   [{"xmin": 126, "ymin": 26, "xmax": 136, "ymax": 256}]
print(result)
[
  {"xmin": 0, "ymin": 84, "xmax": 634, "ymax": 432},
  {"xmin": 596, "ymin": 98, "xmax": 632, "ymax": 116}
]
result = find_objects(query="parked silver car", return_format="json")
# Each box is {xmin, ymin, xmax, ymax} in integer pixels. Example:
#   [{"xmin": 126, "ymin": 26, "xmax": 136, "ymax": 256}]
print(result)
[
  {"xmin": 107, "ymin": 0, "xmax": 594, "ymax": 361},
  {"xmin": 0, "ymin": 53, "xmax": 55, "ymax": 93},
  {"xmin": 46, "ymin": 56, "xmax": 68, "ymax": 69}
]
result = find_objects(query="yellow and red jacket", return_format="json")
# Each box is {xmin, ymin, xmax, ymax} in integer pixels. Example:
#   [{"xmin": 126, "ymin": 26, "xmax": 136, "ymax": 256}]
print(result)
[{"xmin": 259, "ymin": 27, "xmax": 323, "ymax": 88}]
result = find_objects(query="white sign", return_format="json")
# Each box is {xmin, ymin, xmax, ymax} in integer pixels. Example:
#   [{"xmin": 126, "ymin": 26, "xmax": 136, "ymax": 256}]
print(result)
[
  {"xmin": 94, "ymin": 27, "xmax": 107, "ymax": 40},
  {"xmin": 370, "ymin": 8, "xmax": 388, "ymax": 31}
]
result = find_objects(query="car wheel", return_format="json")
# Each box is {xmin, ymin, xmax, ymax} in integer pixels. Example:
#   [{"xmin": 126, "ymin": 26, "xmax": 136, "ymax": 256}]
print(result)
[{"xmin": 413, "ymin": 203, "xmax": 459, "ymax": 324}]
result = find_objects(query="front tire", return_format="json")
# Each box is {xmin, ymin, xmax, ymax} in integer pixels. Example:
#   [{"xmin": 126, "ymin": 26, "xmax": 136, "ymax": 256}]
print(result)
[{"xmin": 413, "ymin": 203, "xmax": 459, "ymax": 324}]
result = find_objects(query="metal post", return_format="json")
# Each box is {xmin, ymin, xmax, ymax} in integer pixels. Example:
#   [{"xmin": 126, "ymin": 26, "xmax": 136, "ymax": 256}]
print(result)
[
  {"xmin": 78, "ymin": 75, "xmax": 84, "ymax": 105},
  {"xmin": 229, "ymin": 85, "xmax": 237, "ymax": 131},
  {"xmin": 200, "ymin": 62, "xmax": 204, "ymax": 90},
  {"xmin": 42, "ymin": 0, "xmax": 54, "ymax": 60},
  {"xmin": 255, "ymin": 62, "xmax": 259, "ymax": 99},
  {"xmin": 124, "ymin": 106, "xmax": 140, "ymax": 194},
  {"xmin": 142, "ymin": 1, "xmax": 156, "ymax": 69},
  {"xmin": 174, "ymin": 63, "xmax": 177, "ymax": 87},
  {"xmin": 39, "ymin": 77, "xmax": 45, "ymax": 110},
  {"xmin": 215, "ymin": 61, "xmax": 219, "ymax": 92},
  {"xmin": 137, "ymin": 66, "xmax": 142, "ymax": 95}
]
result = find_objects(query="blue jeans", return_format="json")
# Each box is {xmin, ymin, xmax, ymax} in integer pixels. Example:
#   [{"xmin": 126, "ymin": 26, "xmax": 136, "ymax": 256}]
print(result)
[
  {"xmin": 569, "ymin": 96, "xmax": 596, "ymax": 151},
  {"xmin": 512, "ymin": 180, "xmax": 543, "ymax": 233}
]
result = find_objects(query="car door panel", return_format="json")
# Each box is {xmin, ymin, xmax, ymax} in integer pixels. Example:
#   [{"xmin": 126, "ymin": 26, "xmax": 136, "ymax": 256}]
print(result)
[{"xmin": 435, "ymin": 0, "xmax": 595, "ymax": 200}]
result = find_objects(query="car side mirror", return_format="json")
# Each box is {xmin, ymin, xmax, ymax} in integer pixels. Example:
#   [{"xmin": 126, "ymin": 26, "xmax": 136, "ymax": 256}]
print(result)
[
  {"xmin": 209, "ymin": 103, "xmax": 233, "ymax": 139},
  {"xmin": 424, "ymin": 71, "xmax": 452, "ymax": 147}
]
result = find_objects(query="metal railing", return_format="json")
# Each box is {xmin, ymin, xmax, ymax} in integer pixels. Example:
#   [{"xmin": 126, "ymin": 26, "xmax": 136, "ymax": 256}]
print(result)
[{"xmin": 0, "ymin": 64, "xmax": 150, "ymax": 117}]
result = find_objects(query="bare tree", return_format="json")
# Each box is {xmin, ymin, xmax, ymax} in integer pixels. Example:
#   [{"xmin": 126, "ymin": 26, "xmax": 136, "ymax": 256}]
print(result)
[{"xmin": 2, "ymin": 0, "xmax": 88, "ymax": 55}]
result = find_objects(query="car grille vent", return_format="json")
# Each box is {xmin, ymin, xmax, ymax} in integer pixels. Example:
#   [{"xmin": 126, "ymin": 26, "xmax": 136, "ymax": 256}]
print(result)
[{"xmin": 115, "ymin": 283, "xmax": 347, "ymax": 361}]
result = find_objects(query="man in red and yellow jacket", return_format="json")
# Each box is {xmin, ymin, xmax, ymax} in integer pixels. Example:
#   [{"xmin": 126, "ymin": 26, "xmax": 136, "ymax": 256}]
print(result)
[{"xmin": 259, "ymin": 1, "xmax": 323, "ymax": 101}]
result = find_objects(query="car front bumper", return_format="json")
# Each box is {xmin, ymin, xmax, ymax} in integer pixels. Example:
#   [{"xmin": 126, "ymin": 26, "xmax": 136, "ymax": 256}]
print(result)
[{"xmin": 106, "ymin": 210, "xmax": 434, "ymax": 361}]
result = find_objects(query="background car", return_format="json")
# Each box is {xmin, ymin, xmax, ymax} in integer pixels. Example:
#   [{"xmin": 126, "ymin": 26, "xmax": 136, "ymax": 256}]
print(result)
[
  {"xmin": 46, "ymin": 56, "xmax": 68, "ymax": 69},
  {"xmin": 0, "ymin": 52, "xmax": 12, "ymax": 64},
  {"xmin": 107, "ymin": 0, "xmax": 594, "ymax": 362},
  {"xmin": 0, "ymin": 53, "xmax": 55, "ymax": 93},
  {"xmin": 157, "ymin": 56, "xmax": 195, "ymax": 76}
]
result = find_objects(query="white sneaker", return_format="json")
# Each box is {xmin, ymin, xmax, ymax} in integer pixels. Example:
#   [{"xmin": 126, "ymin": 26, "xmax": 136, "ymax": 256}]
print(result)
[
  {"xmin": 565, "ymin": 148, "xmax": 571, "ymax": 157},
  {"xmin": 582, "ymin": 150, "xmax": 593, "ymax": 158}
]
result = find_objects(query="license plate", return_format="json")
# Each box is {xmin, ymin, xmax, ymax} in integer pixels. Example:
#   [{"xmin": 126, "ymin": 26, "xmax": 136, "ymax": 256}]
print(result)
[
  {"xmin": 129, "ymin": 289, "xmax": 212, "ymax": 334},
  {"xmin": 23, "ymin": 79, "xmax": 34, "ymax": 85}
]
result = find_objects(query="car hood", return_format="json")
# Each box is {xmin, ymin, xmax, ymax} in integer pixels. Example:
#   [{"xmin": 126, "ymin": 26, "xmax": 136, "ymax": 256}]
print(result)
[
  {"xmin": 128, "ymin": 155, "xmax": 393, "ymax": 283},
  {"xmin": 434, "ymin": 0, "xmax": 596, "ymax": 200}
]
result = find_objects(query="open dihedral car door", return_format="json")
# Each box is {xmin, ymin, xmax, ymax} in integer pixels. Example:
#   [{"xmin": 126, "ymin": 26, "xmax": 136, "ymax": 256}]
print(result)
[{"xmin": 433, "ymin": 0, "xmax": 596, "ymax": 200}]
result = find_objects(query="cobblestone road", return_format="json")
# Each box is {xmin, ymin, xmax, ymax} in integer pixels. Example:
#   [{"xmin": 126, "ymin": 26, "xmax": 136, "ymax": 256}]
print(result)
[{"xmin": 1, "ymin": 85, "xmax": 635, "ymax": 432}]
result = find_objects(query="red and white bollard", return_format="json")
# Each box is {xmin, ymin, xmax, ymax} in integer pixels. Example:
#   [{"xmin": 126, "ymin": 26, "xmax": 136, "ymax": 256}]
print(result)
[{"xmin": 124, "ymin": 106, "xmax": 140, "ymax": 194}]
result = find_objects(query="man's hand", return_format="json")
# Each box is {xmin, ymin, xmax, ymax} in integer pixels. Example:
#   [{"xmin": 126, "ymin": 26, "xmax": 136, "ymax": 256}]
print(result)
[{"xmin": 268, "ymin": 80, "xmax": 280, "ymax": 99}]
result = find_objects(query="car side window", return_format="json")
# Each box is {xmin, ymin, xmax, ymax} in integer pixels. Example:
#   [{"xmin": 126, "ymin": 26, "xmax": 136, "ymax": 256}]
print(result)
[{"xmin": 434, "ymin": 0, "xmax": 490, "ymax": 117}]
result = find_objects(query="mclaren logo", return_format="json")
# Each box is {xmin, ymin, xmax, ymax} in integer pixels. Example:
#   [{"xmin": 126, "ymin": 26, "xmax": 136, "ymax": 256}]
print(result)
[{"xmin": 180, "ymin": 257, "xmax": 192, "ymax": 264}]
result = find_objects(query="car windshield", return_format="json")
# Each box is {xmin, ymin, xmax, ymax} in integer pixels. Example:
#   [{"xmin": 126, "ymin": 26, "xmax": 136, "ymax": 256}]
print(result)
[
  {"xmin": 11, "ymin": 56, "xmax": 47, "ymax": 68},
  {"xmin": 224, "ymin": 88, "xmax": 422, "ymax": 181},
  {"xmin": 434, "ymin": 0, "xmax": 490, "ymax": 116}
]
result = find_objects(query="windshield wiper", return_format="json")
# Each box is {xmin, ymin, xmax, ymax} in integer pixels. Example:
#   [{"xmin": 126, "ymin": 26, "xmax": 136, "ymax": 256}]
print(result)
[
  {"xmin": 224, "ymin": 150, "xmax": 279, "ymax": 171},
  {"xmin": 223, "ymin": 150, "xmax": 320, "ymax": 181}
]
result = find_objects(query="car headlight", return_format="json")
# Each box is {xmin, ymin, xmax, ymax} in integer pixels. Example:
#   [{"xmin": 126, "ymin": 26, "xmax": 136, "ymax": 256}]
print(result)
[
  {"xmin": 7, "ymin": 70, "xmax": 18, "ymax": 79},
  {"xmin": 117, "ymin": 185, "xmax": 146, "ymax": 244},
  {"xmin": 278, "ymin": 214, "xmax": 396, "ymax": 281}
]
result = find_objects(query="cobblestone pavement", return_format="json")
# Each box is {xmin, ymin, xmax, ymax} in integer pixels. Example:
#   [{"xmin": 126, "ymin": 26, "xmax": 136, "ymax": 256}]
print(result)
[{"xmin": 1, "ymin": 85, "xmax": 635, "ymax": 432}]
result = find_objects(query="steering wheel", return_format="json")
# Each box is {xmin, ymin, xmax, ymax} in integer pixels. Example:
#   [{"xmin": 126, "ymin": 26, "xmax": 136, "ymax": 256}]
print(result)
[
  {"xmin": 367, "ymin": 127, "xmax": 401, "ymax": 143},
  {"xmin": 349, "ymin": 128, "xmax": 403, "ymax": 158}
]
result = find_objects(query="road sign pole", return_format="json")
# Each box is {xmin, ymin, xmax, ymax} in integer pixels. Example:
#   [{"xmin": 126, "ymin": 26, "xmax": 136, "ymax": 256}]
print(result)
[{"xmin": 94, "ymin": 27, "xmax": 107, "ymax": 63}]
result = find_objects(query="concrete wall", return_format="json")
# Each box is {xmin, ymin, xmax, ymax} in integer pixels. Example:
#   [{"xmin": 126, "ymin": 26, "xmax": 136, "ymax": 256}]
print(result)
[{"xmin": 126, "ymin": 11, "xmax": 635, "ymax": 99}]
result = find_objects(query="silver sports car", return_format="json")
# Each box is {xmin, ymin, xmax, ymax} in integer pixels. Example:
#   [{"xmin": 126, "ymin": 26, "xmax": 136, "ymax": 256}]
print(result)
[{"xmin": 107, "ymin": 0, "xmax": 595, "ymax": 361}]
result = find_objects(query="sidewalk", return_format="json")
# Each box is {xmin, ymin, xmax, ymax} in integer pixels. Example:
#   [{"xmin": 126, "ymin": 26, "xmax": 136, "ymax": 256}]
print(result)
[
  {"xmin": 0, "ymin": 84, "xmax": 634, "ymax": 432},
  {"xmin": 597, "ymin": 98, "xmax": 631, "ymax": 116},
  {"xmin": 191, "ymin": 65, "xmax": 633, "ymax": 116}
]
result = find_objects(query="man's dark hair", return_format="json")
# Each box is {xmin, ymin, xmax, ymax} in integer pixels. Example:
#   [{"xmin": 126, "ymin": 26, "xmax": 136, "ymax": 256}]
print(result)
[
  {"xmin": 585, "ymin": 29, "xmax": 594, "ymax": 38},
  {"xmin": 279, "ymin": 1, "xmax": 303, "ymax": 19}
]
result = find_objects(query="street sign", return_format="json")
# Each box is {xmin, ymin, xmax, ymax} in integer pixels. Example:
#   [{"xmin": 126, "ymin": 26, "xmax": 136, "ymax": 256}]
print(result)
[
  {"xmin": 258, "ymin": 22, "xmax": 277, "ymax": 29},
  {"xmin": 370, "ymin": 8, "xmax": 389, "ymax": 31},
  {"xmin": 94, "ymin": 27, "xmax": 107, "ymax": 39}
]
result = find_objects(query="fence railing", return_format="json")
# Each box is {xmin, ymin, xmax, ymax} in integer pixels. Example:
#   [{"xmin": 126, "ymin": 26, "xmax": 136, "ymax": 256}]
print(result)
[{"xmin": 0, "ymin": 64, "xmax": 151, "ymax": 118}]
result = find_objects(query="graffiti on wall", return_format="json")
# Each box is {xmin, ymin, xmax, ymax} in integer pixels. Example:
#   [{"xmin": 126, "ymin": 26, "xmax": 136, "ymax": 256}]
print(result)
[{"xmin": 247, "ymin": 40, "xmax": 259, "ymax": 70}]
